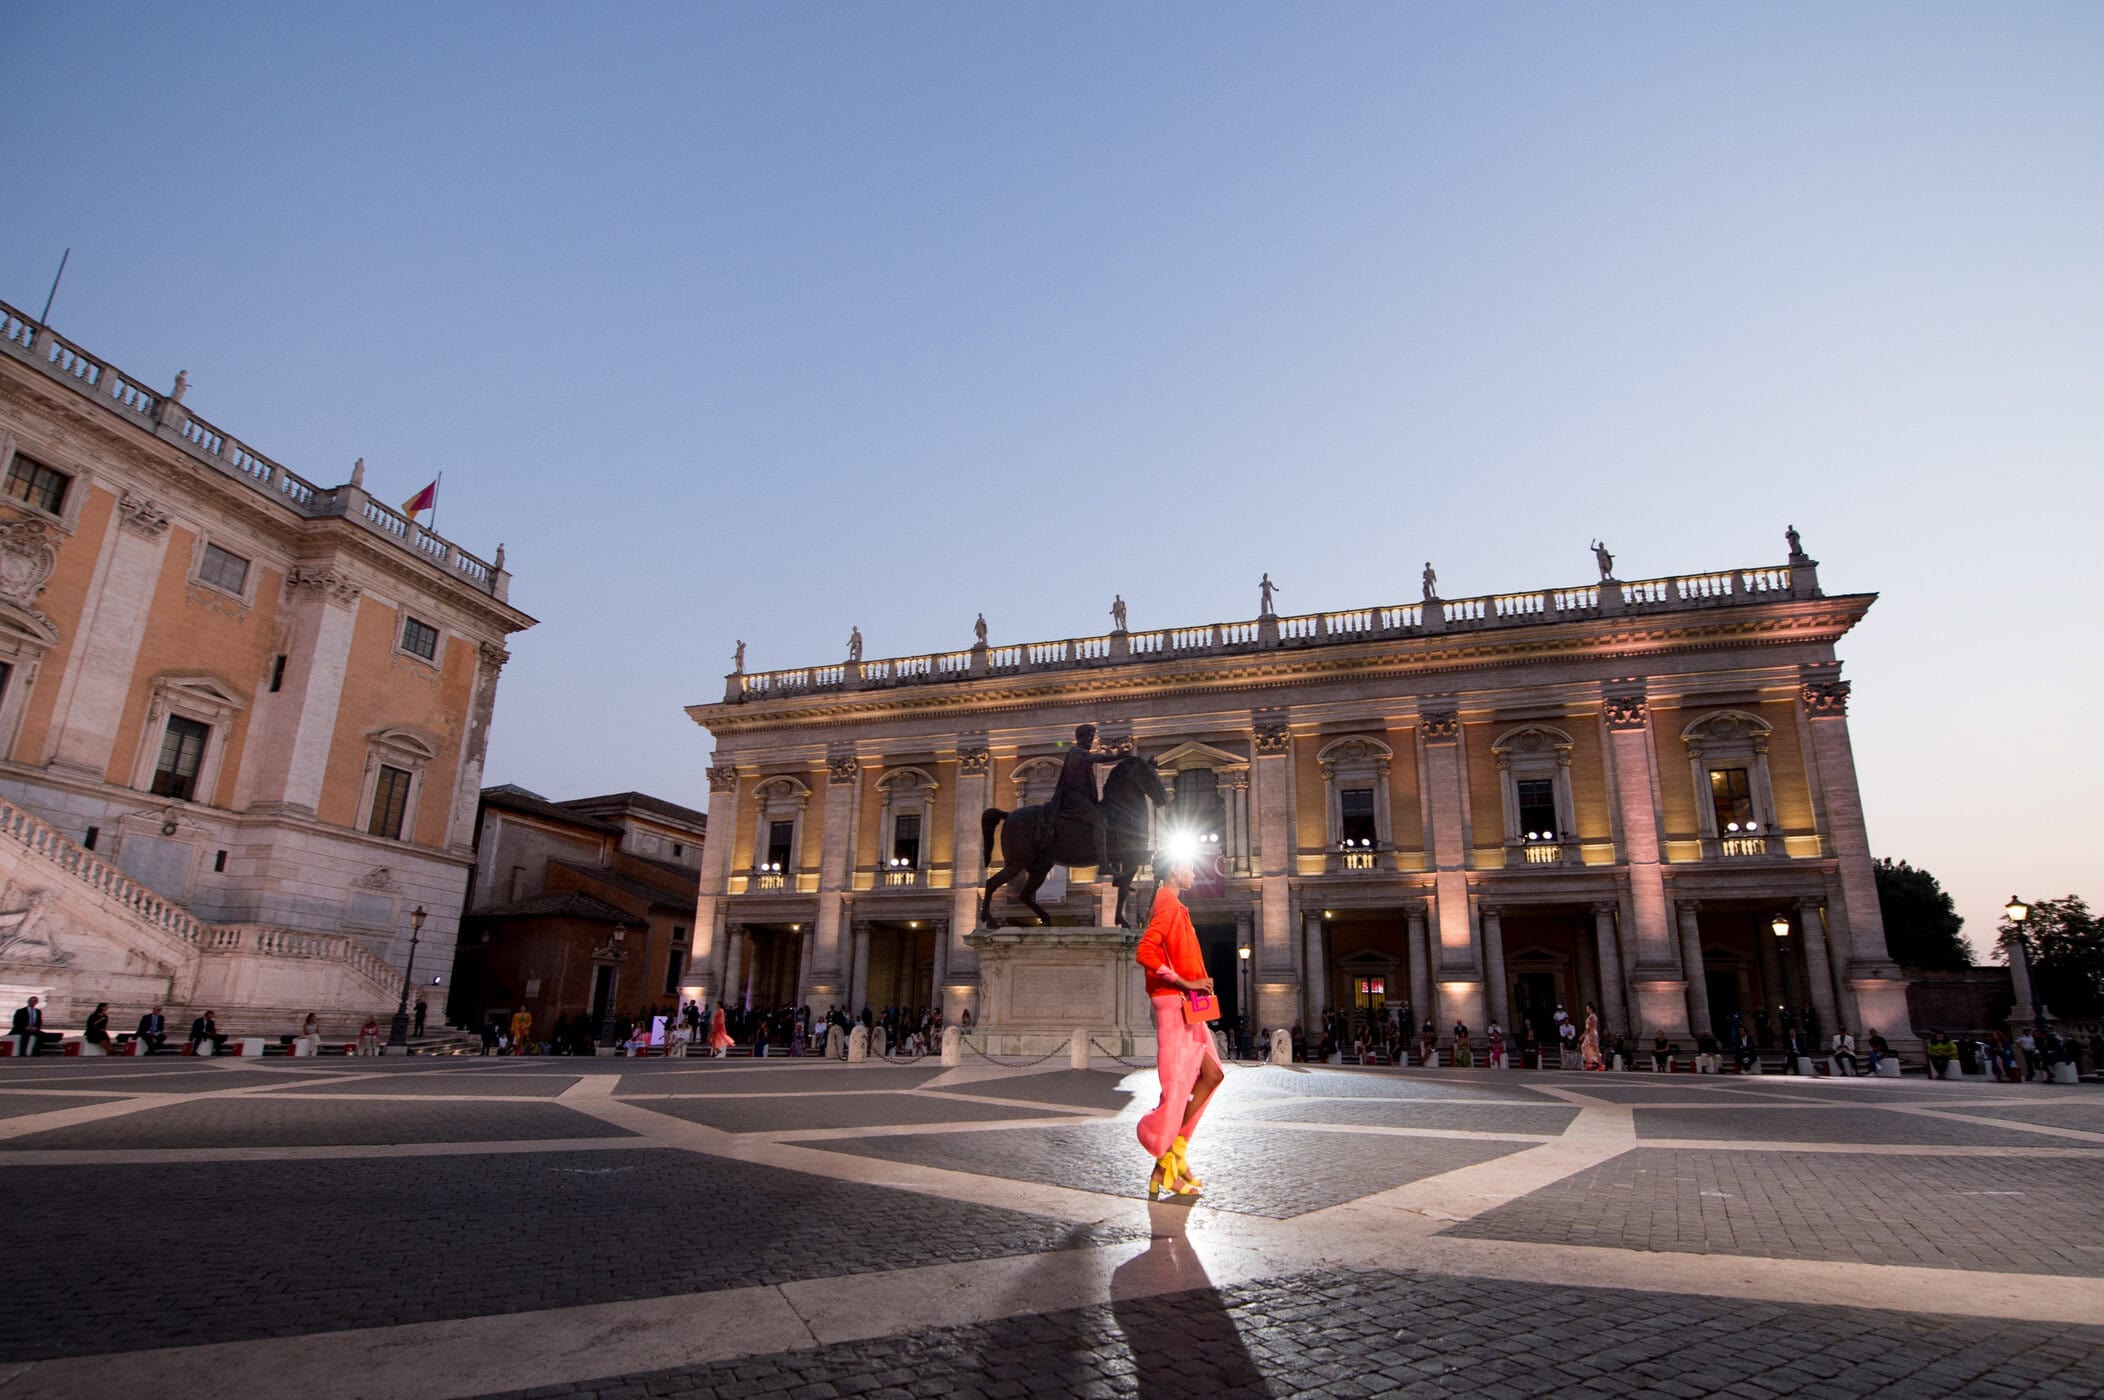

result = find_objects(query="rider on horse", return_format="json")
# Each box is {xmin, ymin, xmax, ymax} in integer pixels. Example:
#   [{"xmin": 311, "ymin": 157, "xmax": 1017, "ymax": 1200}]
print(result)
[{"xmin": 1048, "ymin": 723, "xmax": 1124, "ymax": 872}]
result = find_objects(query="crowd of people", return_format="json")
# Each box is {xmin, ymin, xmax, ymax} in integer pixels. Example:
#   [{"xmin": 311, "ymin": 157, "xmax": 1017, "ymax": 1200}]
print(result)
[{"xmin": 1923, "ymin": 1027, "xmax": 2097, "ymax": 1081}]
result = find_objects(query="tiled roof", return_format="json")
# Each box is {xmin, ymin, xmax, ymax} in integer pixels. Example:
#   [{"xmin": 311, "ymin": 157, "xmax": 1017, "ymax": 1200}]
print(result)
[
  {"xmin": 548, "ymin": 859, "xmax": 696, "ymax": 910},
  {"xmin": 466, "ymin": 891, "xmax": 635, "ymax": 924},
  {"xmin": 480, "ymin": 785, "xmax": 623, "ymax": 834},
  {"xmin": 561, "ymin": 791, "xmax": 708, "ymax": 830}
]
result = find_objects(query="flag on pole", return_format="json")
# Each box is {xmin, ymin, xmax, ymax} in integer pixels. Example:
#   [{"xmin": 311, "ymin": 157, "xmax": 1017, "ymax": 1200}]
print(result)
[{"xmin": 400, "ymin": 479, "xmax": 439, "ymax": 518}]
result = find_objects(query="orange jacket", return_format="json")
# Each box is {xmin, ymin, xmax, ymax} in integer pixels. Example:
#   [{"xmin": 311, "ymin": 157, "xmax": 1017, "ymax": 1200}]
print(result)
[{"xmin": 1136, "ymin": 885, "xmax": 1206, "ymax": 997}]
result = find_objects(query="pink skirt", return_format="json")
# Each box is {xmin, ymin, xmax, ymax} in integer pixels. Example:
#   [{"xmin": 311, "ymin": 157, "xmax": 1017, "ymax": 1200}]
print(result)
[{"xmin": 1138, "ymin": 991, "xmax": 1223, "ymax": 1159}]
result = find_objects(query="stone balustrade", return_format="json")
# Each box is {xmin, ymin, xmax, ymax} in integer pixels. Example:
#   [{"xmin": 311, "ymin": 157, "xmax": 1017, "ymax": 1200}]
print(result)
[
  {"xmin": 0, "ymin": 297, "xmax": 507, "ymax": 600},
  {"xmin": 727, "ymin": 556, "xmax": 1823, "ymax": 702}
]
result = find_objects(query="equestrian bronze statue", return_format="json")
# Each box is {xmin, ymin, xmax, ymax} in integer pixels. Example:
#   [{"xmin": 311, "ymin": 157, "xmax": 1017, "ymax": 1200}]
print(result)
[{"xmin": 980, "ymin": 725, "xmax": 1169, "ymax": 928}]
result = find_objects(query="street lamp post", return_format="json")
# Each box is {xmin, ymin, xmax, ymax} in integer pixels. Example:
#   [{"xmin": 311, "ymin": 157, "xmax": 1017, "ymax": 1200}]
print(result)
[
  {"xmin": 2005, "ymin": 895, "xmax": 2045, "ymax": 1034},
  {"xmin": 1237, "ymin": 944, "xmax": 1252, "ymax": 1059},
  {"xmin": 1770, "ymin": 911, "xmax": 1794, "ymax": 1044},
  {"xmin": 387, "ymin": 905, "xmax": 429, "ymax": 1049}
]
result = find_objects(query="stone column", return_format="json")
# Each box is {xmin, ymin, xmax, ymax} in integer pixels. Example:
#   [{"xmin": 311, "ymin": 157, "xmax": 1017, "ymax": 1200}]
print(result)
[
  {"xmin": 442, "ymin": 642, "xmax": 510, "ymax": 853},
  {"xmin": 1603, "ymin": 690, "xmax": 1687, "ymax": 1038},
  {"xmin": 1677, "ymin": 900, "xmax": 1713, "ymax": 1036},
  {"xmin": 1757, "ymin": 918, "xmax": 1788, "ymax": 1021},
  {"xmin": 1406, "ymin": 901, "xmax": 1433, "ymax": 1031},
  {"xmin": 946, "ymin": 743, "xmax": 991, "ymax": 1020},
  {"xmin": 1792, "ymin": 899, "xmax": 1840, "ymax": 1036},
  {"xmin": 1801, "ymin": 676, "xmax": 1915, "ymax": 1043},
  {"xmin": 227, "ymin": 564, "xmax": 363, "ymax": 815},
  {"xmin": 849, "ymin": 919, "xmax": 872, "ymax": 1013},
  {"xmin": 930, "ymin": 918, "xmax": 951, "ymax": 1016},
  {"xmin": 43, "ymin": 492, "xmax": 173, "ymax": 777},
  {"xmin": 797, "ymin": 926, "xmax": 816, "ymax": 1006},
  {"xmin": 1221, "ymin": 771, "xmax": 1251, "ymax": 876},
  {"xmin": 694, "ymin": 763, "xmax": 741, "ymax": 1004},
  {"xmin": 807, "ymin": 754, "xmax": 861, "ymax": 1005},
  {"xmin": 721, "ymin": 925, "xmax": 746, "ymax": 1011},
  {"xmin": 1302, "ymin": 911, "xmax": 1327, "ymax": 1023},
  {"xmin": 1251, "ymin": 713, "xmax": 1300, "ymax": 1032},
  {"xmin": 1481, "ymin": 904, "xmax": 1510, "ymax": 1030},
  {"xmin": 1591, "ymin": 903, "xmax": 1628, "ymax": 1034},
  {"xmin": 1419, "ymin": 709, "xmax": 1475, "ymax": 980}
]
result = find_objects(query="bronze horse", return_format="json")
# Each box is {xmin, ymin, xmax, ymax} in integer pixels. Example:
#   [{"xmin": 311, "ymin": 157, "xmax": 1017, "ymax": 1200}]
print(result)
[{"xmin": 980, "ymin": 755, "xmax": 1169, "ymax": 928}]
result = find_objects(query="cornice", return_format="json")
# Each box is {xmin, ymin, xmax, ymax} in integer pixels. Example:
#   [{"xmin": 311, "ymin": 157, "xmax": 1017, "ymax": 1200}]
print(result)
[{"xmin": 690, "ymin": 596, "xmax": 1876, "ymax": 739}]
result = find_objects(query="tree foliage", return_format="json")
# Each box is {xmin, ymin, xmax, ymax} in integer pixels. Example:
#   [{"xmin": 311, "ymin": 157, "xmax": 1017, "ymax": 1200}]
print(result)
[
  {"xmin": 1997, "ymin": 896, "xmax": 2104, "ymax": 1020},
  {"xmin": 1873, "ymin": 858, "xmax": 1971, "ymax": 971}
]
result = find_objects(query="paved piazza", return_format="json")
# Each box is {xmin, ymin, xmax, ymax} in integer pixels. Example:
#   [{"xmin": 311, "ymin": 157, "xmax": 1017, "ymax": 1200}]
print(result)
[{"xmin": 1, "ymin": 1057, "xmax": 2099, "ymax": 1399}]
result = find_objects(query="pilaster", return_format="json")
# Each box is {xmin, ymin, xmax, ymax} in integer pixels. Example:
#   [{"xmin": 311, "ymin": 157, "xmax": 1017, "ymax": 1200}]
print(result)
[
  {"xmin": 43, "ymin": 491, "xmax": 173, "ymax": 777},
  {"xmin": 1603, "ymin": 685, "xmax": 1685, "ymax": 1037},
  {"xmin": 1591, "ymin": 902, "xmax": 1628, "ymax": 1034},
  {"xmin": 1251, "ymin": 711, "xmax": 1299, "ymax": 1028},
  {"xmin": 1677, "ymin": 900, "xmax": 1713, "ymax": 1036},
  {"xmin": 232, "ymin": 564, "xmax": 363, "ymax": 816},
  {"xmin": 1480, "ymin": 904, "xmax": 1509, "ymax": 1030}
]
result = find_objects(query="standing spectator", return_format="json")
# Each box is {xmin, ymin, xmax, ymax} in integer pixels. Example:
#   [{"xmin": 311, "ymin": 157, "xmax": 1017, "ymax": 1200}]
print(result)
[
  {"xmin": 135, "ymin": 1005, "xmax": 168, "ymax": 1055},
  {"xmin": 295, "ymin": 1013, "xmax": 323, "ymax": 1057},
  {"xmin": 479, "ymin": 1018, "xmax": 500, "ymax": 1056},
  {"xmin": 1558, "ymin": 1016, "xmax": 1578, "ymax": 1064},
  {"xmin": 355, "ymin": 1015, "xmax": 382, "ymax": 1056},
  {"xmin": 509, "ymin": 1005, "xmax": 533, "ymax": 1056},
  {"xmin": 190, "ymin": 1010, "xmax": 229, "ymax": 1056},
  {"xmin": 1830, "ymin": 1027, "xmax": 1859, "ymax": 1077},
  {"xmin": 413, "ymin": 997, "xmax": 428, "ymax": 1037},
  {"xmin": 84, "ymin": 1002, "xmax": 116, "ymax": 1055},
  {"xmin": 10, "ymin": 996, "xmax": 47, "ymax": 1057},
  {"xmin": 1486, "ymin": 1024, "xmax": 1507, "ymax": 1068},
  {"xmin": 1579, "ymin": 1003, "xmax": 1603, "ymax": 1071}
]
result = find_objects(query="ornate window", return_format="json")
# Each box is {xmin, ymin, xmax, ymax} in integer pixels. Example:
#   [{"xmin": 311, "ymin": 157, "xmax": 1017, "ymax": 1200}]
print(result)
[
  {"xmin": 1009, "ymin": 757, "xmax": 1062, "ymax": 808},
  {"xmin": 1681, "ymin": 711, "xmax": 1778, "ymax": 857},
  {"xmin": 750, "ymin": 775, "xmax": 811, "ymax": 889},
  {"xmin": 1490, "ymin": 725, "xmax": 1576, "ymax": 866},
  {"xmin": 355, "ymin": 727, "xmax": 438, "ymax": 845},
  {"xmin": 1151, "ymin": 741, "xmax": 1251, "ymax": 874},
  {"xmin": 399, "ymin": 615, "xmax": 440, "ymax": 662},
  {"xmin": 876, "ymin": 766, "xmax": 938, "ymax": 886},
  {"xmin": 1317, "ymin": 736, "xmax": 1394, "ymax": 871},
  {"xmin": 195, "ymin": 542, "xmax": 252, "ymax": 598},
  {"xmin": 128, "ymin": 674, "xmax": 246, "ymax": 807}
]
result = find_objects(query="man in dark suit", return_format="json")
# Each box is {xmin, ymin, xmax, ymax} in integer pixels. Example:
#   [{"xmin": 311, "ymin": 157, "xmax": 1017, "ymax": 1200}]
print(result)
[
  {"xmin": 135, "ymin": 1005, "xmax": 168, "ymax": 1055},
  {"xmin": 188, "ymin": 1010, "xmax": 228, "ymax": 1056},
  {"xmin": 10, "ymin": 996, "xmax": 46, "ymax": 1056}
]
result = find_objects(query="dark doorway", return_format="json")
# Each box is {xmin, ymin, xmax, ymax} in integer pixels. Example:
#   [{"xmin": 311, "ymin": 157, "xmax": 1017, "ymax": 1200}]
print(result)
[
  {"xmin": 1196, "ymin": 926, "xmax": 1242, "ymax": 1033},
  {"xmin": 590, "ymin": 965, "xmax": 616, "ymax": 1037},
  {"xmin": 1706, "ymin": 969, "xmax": 1742, "ymax": 1029},
  {"xmin": 1513, "ymin": 971, "xmax": 1558, "ymax": 1042}
]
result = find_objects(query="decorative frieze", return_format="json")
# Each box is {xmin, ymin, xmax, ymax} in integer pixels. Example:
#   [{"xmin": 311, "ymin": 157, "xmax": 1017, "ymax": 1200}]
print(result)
[
  {"xmin": 1801, "ymin": 679, "xmax": 1851, "ymax": 715},
  {"xmin": 116, "ymin": 490, "xmax": 170, "ymax": 538},
  {"xmin": 1603, "ymin": 695, "xmax": 1649, "ymax": 731},
  {"xmin": 285, "ymin": 565, "xmax": 362, "ymax": 609}
]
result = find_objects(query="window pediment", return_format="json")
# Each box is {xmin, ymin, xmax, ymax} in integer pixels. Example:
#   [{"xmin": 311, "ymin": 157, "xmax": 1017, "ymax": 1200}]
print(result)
[
  {"xmin": 1151, "ymin": 740, "xmax": 1248, "ymax": 774},
  {"xmin": 1316, "ymin": 736, "xmax": 1393, "ymax": 771},
  {"xmin": 154, "ymin": 672, "xmax": 247, "ymax": 718},
  {"xmin": 1681, "ymin": 710, "xmax": 1772, "ymax": 755},
  {"xmin": 1491, "ymin": 724, "xmax": 1575, "ymax": 758},
  {"xmin": 369, "ymin": 725, "xmax": 440, "ymax": 761},
  {"xmin": 876, "ymin": 765, "xmax": 938, "ymax": 794}
]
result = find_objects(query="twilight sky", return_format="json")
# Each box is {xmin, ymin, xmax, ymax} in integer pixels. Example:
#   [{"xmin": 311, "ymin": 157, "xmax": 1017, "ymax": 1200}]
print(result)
[{"xmin": 6, "ymin": 4, "xmax": 2099, "ymax": 958}]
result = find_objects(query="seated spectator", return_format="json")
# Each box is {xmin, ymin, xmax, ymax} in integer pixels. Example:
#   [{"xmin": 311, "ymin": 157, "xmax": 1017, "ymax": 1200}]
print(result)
[
  {"xmin": 135, "ymin": 1005, "xmax": 169, "ymax": 1055},
  {"xmin": 1486, "ymin": 1026, "xmax": 1506, "ymax": 1068},
  {"xmin": 84, "ymin": 1002, "xmax": 117, "ymax": 1055},
  {"xmin": 1830, "ymin": 1027, "xmax": 1858, "ymax": 1076},
  {"xmin": 1925, "ymin": 1032, "xmax": 1958, "ymax": 1077},
  {"xmin": 1866, "ymin": 1028, "xmax": 1890, "ymax": 1073},
  {"xmin": 295, "ymin": 1012, "xmax": 322, "ymax": 1057},
  {"xmin": 1452, "ymin": 1026, "xmax": 1474, "ymax": 1068},
  {"xmin": 1695, "ymin": 1031, "xmax": 1720, "ymax": 1074},
  {"xmin": 1651, "ymin": 1034, "xmax": 1673, "ymax": 1072},
  {"xmin": 189, "ymin": 1010, "xmax": 229, "ymax": 1056},
  {"xmin": 10, "ymin": 996, "xmax": 56, "ymax": 1057},
  {"xmin": 356, "ymin": 1016, "xmax": 382, "ymax": 1056}
]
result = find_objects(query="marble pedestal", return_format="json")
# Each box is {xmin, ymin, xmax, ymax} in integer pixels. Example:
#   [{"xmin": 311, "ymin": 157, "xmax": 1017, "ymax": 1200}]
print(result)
[{"xmin": 965, "ymin": 926, "xmax": 1156, "ymax": 1060}]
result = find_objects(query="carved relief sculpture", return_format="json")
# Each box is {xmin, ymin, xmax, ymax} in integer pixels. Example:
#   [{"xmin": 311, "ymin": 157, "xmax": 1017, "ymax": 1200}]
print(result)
[
  {"xmin": 1801, "ymin": 679, "xmax": 1851, "ymax": 715},
  {"xmin": 1603, "ymin": 695, "xmax": 1649, "ymax": 731},
  {"xmin": 1420, "ymin": 710, "xmax": 1460, "ymax": 742}
]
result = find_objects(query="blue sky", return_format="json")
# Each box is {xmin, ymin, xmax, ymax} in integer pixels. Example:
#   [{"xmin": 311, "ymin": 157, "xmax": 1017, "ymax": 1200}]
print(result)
[{"xmin": 6, "ymin": 4, "xmax": 2099, "ymax": 956}]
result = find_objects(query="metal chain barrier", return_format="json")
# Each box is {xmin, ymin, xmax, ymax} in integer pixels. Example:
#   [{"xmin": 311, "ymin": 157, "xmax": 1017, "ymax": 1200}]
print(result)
[{"xmin": 962, "ymin": 1035, "xmax": 1079, "ymax": 1069}]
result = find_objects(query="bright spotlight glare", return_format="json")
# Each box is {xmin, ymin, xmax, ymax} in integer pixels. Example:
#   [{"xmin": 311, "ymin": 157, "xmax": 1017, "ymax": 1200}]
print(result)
[{"xmin": 1160, "ymin": 827, "xmax": 1203, "ymax": 867}]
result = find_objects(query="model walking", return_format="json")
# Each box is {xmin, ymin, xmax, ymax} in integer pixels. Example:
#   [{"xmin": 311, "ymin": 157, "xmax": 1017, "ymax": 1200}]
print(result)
[
  {"xmin": 708, "ymin": 1002, "xmax": 733, "ymax": 1058},
  {"xmin": 1580, "ymin": 1001, "xmax": 1604, "ymax": 1070},
  {"xmin": 1136, "ymin": 855, "xmax": 1224, "ymax": 1197}
]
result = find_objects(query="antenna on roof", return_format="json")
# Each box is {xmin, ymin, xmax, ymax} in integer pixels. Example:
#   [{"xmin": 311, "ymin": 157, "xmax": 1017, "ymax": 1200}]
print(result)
[{"xmin": 38, "ymin": 249, "xmax": 70, "ymax": 325}]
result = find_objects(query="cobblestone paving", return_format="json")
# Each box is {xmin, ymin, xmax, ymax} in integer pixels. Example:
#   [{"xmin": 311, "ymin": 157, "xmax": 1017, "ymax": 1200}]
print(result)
[
  {"xmin": 0, "ymin": 1096, "xmax": 635, "ymax": 1149},
  {"xmin": 0, "ymin": 1092, "xmax": 118, "ymax": 1117},
  {"xmin": 0, "ymin": 1147, "xmax": 1142, "ymax": 1360},
  {"xmin": 803, "ymin": 1119, "xmax": 1531, "ymax": 1217},
  {"xmin": 1632, "ymin": 1106, "xmax": 2069, "ymax": 1145},
  {"xmin": 631, "ymin": 1090, "xmax": 1078, "ymax": 1133},
  {"xmin": 1447, "ymin": 1147, "xmax": 2104, "ymax": 1275},
  {"xmin": 935, "ymin": 1068, "xmax": 1148, "ymax": 1111},
  {"xmin": 1930, "ymin": 1102, "xmax": 2104, "ymax": 1132},
  {"xmin": 473, "ymin": 1265, "xmax": 2104, "ymax": 1400},
  {"xmin": 282, "ymin": 1072, "xmax": 584, "ymax": 1096},
  {"xmin": 1219, "ymin": 1096, "xmax": 1580, "ymax": 1135}
]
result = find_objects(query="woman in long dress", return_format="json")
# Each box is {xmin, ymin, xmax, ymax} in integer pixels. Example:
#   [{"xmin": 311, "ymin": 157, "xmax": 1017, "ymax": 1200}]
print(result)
[
  {"xmin": 1580, "ymin": 1001, "xmax": 1604, "ymax": 1070},
  {"xmin": 1135, "ymin": 856, "xmax": 1224, "ymax": 1197},
  {"xmin": 707, "ymin": 1003, "xmax": 733, "ymax": 1057}
]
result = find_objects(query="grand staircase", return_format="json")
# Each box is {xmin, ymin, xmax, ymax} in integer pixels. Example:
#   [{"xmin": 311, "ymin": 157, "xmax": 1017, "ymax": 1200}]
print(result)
[{"xmin": 0, "ymin": 793, "xmax": 403, "ymax": 1035}]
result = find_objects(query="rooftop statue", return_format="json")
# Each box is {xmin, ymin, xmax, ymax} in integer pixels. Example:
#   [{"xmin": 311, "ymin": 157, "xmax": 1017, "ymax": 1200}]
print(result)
[
  {"xmin": 1590, "ymin": 539, "xmax": 1615, "ymax": 580},
  {"xmin": 733, "ymin": 640, "xmax": 746, "ymax": 674},
  {"xmin": 1422, "ymin": 562, "xmax": 1437, "ymax": 601},
  {"xmin": 981, "ymin": 723, "xmax": 1168, "ymax": 929},
  {"xmin": 1258, "ymin": 572, "xmax": 1280, "ymax": 617},
  {"xmin": 1110, "ymin": 594, "xmax": 1127, "ymax": 632},
  {"xmin": 974, "ymin": 612, "xmax": 988, "ymax": 644},
  {"xmin": 847, "ymin": 626, "xmax": 862, "ymax": 663}
]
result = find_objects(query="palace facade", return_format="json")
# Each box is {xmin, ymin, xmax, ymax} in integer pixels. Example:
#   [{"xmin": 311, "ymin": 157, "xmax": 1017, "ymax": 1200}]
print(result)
[
  {"xmin": 0, "ymin": 297, "xmax": 533, "ymax": 1030},
  {"xmin": 687, "ymin": 545, "xmax": 1914, "ymax": 1050}
]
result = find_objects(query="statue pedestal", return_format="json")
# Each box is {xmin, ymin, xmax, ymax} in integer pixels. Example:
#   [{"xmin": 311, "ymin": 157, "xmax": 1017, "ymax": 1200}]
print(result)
[{"xmin": 965, "ymin": 926, "xmax": 1155, "ymax": 1060}]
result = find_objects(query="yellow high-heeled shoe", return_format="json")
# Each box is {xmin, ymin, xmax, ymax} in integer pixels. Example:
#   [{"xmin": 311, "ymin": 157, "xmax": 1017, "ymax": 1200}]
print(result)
[
  {"xmin": 1149, "ymin": 1152, "xmax": 1196, "ymax": 1198},
  {"xmin": 1171, "ymin": 1136, "xmax": 1205, "ymax": 1190}
]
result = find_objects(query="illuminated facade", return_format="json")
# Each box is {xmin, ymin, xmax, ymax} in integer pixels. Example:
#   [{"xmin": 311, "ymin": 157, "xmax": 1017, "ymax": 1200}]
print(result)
[
  {"xmin": 0, "ymin": 298, "xmax": 533, "ymax": 1029},
  {"xmin": 688, "ymin": 546, "xmax": 1913, "ymax": 1049}
]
